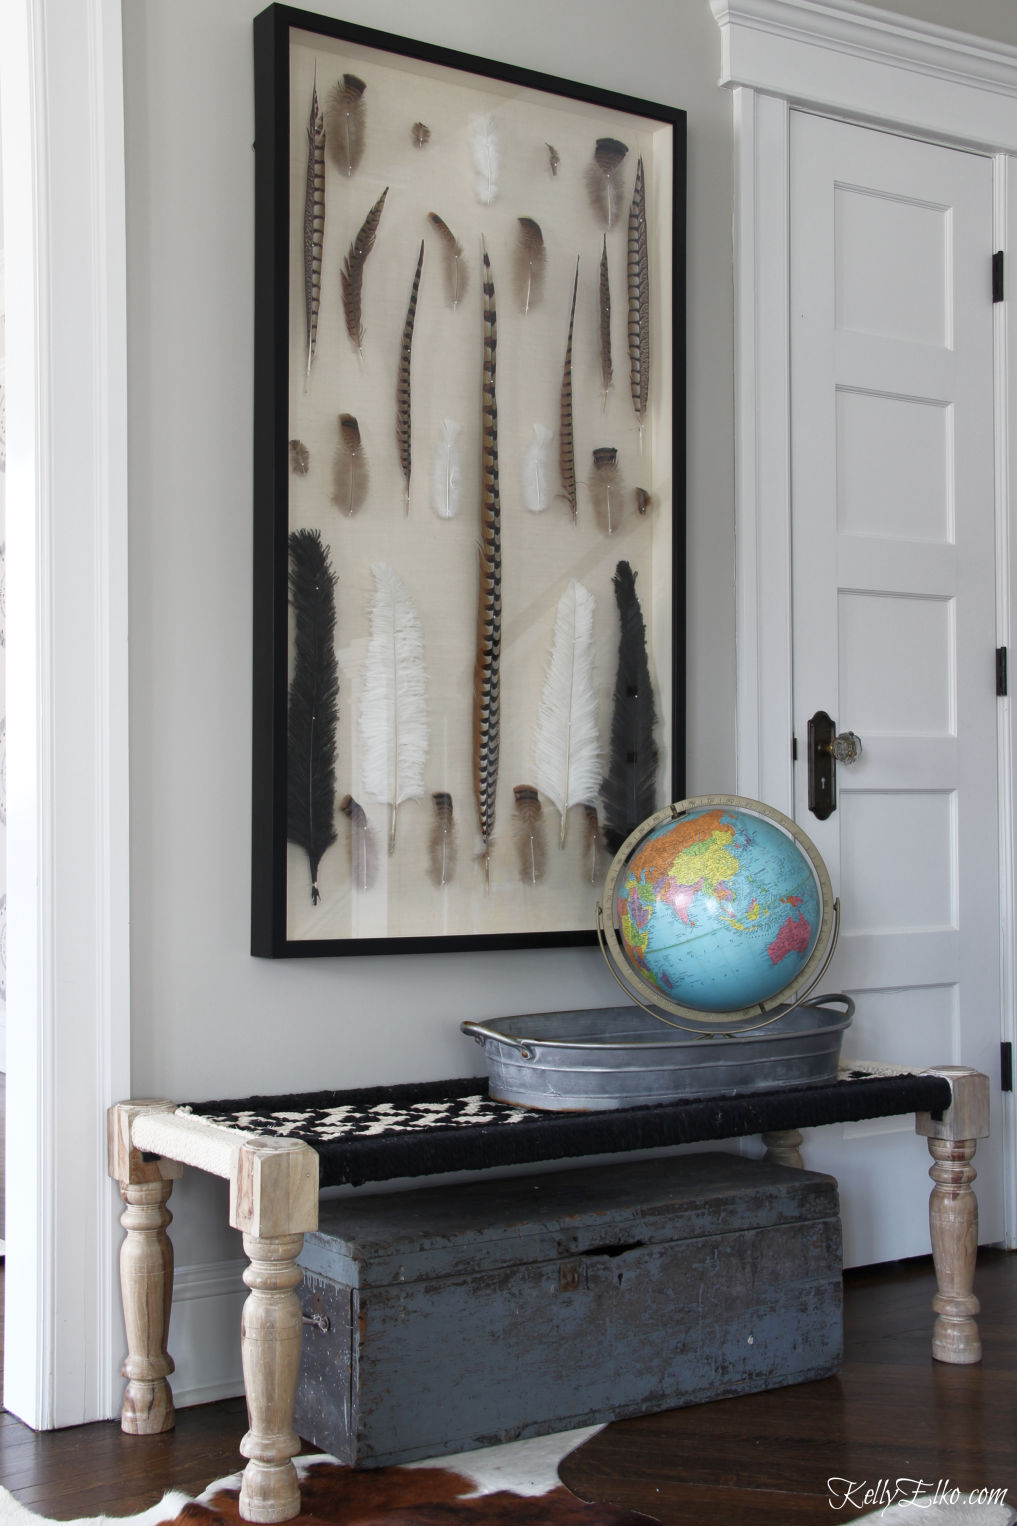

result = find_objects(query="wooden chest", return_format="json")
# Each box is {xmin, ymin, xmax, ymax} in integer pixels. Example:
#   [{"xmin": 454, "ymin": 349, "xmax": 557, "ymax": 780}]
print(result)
[{"xmin": 294, "ymin": 1152, "xmax": 842, "ymax": 1467}]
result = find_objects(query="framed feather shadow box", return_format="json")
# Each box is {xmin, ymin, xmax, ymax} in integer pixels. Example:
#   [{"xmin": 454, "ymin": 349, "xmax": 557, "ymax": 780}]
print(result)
[{"xmin": 251, "ymin": 3, "xmax": 686, "ymax": 957}]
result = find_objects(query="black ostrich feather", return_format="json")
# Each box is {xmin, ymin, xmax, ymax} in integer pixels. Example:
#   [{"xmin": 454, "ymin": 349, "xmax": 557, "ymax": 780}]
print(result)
[
  {"xmin": 601, "ymin": 560, "xmax": 658, "ymax": 854},
  {"xmin": 287, "ymin": 529, "xmax": 339, "ymax": 904}
]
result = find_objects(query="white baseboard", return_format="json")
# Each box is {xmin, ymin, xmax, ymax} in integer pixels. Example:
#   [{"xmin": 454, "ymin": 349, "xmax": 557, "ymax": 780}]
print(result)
[{"xmin": 168, "ymin": 1258, "xmax": 246, "ymax": 1409}]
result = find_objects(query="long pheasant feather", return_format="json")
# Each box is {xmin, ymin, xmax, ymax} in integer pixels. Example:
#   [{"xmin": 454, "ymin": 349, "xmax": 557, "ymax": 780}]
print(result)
[
  {"xmin": 601, "ymin": 560, "xmax": 658, "ymax": 853},
  {"xmin": 303, "ymin": 74, "xmax": 326, "ymax": 377},
  {"xmin": 628, "ymin": 156, "xmax": 650, "ymax": 430},
  {"xmin": 599, "ymin": 234, "xmax": 612, "ymax": 407},
  {"xmin": 359, "ymin": 562, "xmax": 429, "ymax": 854},
  {"xmin": 559, "ymin": 258, "xmax": 579, "ymax": 522},
  {"xmin": 427, "ymin": 213, "xmax": 468, "ymax": 310},
  {"xmin": 533, "ymin": 580, "xmax": 602, "ymax": 848},
  {"xmin": 325, "ymin": 73, "xmax": 366, "ymax": 178},
  {"xmin": 341, "ymin": 186, "xmax": 388, "ymax": 356},
  {"xmin": 473, "ymin": 245, "xmax": 502, "ymax": 870},
  {"xmin": 286, "ymin": 529, "xmax": 339, "ymax": 904},
  {"xmin": 396, "ymin": 240, "xmax": 424, "ymax": 512}
]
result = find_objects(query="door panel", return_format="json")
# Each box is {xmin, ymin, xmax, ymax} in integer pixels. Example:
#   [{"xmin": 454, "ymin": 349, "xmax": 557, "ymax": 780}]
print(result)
[{"xmin": 790, "ymin": 111, "xmax": 1003, "ymax": 1264}]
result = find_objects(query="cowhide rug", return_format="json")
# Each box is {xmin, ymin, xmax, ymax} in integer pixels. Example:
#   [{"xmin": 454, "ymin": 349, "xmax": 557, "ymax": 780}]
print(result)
[{"xmin": 0, "ymin": 1428, "xmax": 661, "ymax": 1526}]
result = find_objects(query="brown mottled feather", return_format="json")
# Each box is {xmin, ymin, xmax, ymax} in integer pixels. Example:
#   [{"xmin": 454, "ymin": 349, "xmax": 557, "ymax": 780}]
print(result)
[
  {"xmin": 583, "ymin": 803, "xmax": 603, "ymax": 885},
  {"xmin": 591, "ymin": 446, "xmax": 624, "ymax": 536},
  {"xmin": 332, "ymin": 414, "xmax": 369, "ymax": 516},
  {"xmin": 513, "ymin": 785, "xmax": 547, "ymax": 885},
  {"xmin": 427, "ymin": 212, "xmax": 468, "ymax": 310},
  {"xmin": 514, "ymin": 217, "xmax": 546, "ymax": 314},
  {"xmin": 289, "ymin": 439, "xmax": 310, "ymax": 476},
  {"xmin": 341, "ymin": 186, "xmax": 388, "ymax": 354},
  {"xmin": 586, "ymin": 137, "xmax": 628, "ymax": 229},
  {"xmin": 339, "ymin": 794, "xmax": 376, "ymax": 892},
  {"xmin": 428, "ymin": 792, "xmax": 457, "ymax": 888},
  {"xmin": 326, "ymin": 74, "xmax": 366, "ymax": 177}
]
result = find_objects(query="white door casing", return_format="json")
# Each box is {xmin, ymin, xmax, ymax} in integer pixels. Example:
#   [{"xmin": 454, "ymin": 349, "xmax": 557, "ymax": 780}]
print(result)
[
  {"xmin": 0, "ymin": 0, "xmax": 131, "ymax": 1425},
  {"xmin": 789, "ymin": 112, "xmax": 1002, "ymax": 1264},
  {"xmin": 716, "ymin": 0, "xmax": 1017, "ymax": 1249}
]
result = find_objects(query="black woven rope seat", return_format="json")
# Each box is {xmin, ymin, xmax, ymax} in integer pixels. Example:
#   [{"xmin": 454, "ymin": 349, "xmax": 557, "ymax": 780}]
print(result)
[{"xmin": 181, "ymin": 1065, "xmax": 953, "ymax": 1190}]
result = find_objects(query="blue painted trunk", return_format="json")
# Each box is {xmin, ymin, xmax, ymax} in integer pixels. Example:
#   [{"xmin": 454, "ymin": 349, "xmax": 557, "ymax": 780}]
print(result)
[{"xmin": 294, "ymin": 1152, "xmax": 842, "ymax": 1467}]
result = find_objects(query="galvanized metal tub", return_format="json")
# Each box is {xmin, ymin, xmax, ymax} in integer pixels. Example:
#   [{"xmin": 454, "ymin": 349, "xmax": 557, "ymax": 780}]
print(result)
[{"xmin": 461, "ymin": 996, "xmax": 853, "ymax": 1111}]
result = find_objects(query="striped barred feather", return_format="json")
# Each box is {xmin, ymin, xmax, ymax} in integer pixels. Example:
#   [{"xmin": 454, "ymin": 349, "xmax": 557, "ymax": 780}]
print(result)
[
  {"xmin": 396, "ymin": 241, "xmax": 425, "ymax": 511},
  {"xmin": 627, "ymin": 157, "xmax": 650, "ymax": 427},
  {"xmin": 303, "ymin": 78, "xmax": 326, "ymax": 376},
  {"xmin": 473, "ymin": 246, "xmax": 502, "ymax": 864},
  {"xmin": 341, "ymin": 187, "xmax": 388, "ymax": 355},
  {"xmin": 559, "ymin": 259, "xmax": 579, "ymax": 522}
]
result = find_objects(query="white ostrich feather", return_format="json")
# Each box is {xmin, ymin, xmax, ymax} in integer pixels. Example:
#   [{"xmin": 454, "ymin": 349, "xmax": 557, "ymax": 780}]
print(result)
[
  {"xmin": 522, "ymin": 424, "xmax": 552, "ymax": 513},
  {"xmin": 469, "ymin": 113, "xmax": 500, "ymax": 205},
  {"xmin": 431, "ymin": 419, "xmax": 463, "ymax": 520},
  {"xmin": 359, "ymin": 562, "xmax": 429, "ymax": 851},
  {"xmin": 533, "ymin": 581, "xmax": 602, "ymax": 847}
]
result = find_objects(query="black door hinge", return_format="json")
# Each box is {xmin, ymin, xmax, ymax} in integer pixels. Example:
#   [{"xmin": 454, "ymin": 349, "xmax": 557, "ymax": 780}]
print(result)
[
  {"xmin": 997, "ymin": 647, "xmax": 1008, "ymax": 696},
  {"xmin": 1002, "ymin": 1041, "xmax": 1013, "ymax": 1093},
  {"xmin": 993, "ymin": 251, "xmax": 1005, "ymax": 303},
  {"xmin": 792, "ymin": 736, "xmax": 798, "ymax": 762}
]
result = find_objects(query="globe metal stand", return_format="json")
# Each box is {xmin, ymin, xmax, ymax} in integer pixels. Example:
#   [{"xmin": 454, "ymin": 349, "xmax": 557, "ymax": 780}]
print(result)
[{"xmin": 597, "ymin": 794, "xmax": 840, "ymax": 1037}]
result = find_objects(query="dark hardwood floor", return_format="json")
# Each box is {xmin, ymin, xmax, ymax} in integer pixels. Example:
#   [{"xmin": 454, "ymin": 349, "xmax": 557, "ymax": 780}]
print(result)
[{"xmin": 0, "ymin": 1251, "xmax": 1013, "ymax": 1522}]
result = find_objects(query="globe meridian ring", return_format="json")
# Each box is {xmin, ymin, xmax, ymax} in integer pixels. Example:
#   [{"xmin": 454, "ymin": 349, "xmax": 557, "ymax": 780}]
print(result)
[{"xmin": 599, "ymin": 794, "xmax": 838, "ymax": 1032}]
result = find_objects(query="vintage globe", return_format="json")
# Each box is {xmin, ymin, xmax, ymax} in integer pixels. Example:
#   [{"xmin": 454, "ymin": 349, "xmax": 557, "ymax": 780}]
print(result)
[{"xmin": 601, "ymin": 795, "xmax": 837, "ymax": 1029}]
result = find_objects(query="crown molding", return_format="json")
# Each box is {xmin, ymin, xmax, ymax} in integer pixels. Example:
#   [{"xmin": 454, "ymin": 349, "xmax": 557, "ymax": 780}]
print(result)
[{"xmin": 711, "ymin": 0, "xmax": 1017, "ymax": 148}]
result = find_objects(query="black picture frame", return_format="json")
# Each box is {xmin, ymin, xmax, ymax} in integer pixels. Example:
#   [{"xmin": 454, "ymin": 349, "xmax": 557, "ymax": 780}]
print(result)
[{"xmin": 252, "ymin": 3, "xmax": 686, "ymax": 958}]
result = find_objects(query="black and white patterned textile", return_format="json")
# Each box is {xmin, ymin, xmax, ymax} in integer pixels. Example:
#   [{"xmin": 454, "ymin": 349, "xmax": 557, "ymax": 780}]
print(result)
[
  {"xmin": 180, "ymin": 1067, "xmax": 953, "ymax": 1191},
  {"xmin": 182, "ymin": 1091, "xmax": 532, "ymax": 1140}
]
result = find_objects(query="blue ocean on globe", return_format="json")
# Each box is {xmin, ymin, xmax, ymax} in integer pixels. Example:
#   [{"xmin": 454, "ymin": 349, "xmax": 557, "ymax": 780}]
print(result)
[{"xmin": 616, "ymin": 804, "xmax": 823, "ymax": 1013}]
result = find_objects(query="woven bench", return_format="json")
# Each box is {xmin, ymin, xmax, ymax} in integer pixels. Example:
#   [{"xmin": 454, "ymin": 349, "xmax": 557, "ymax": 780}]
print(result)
[{"xmin": 107, "ymin": 1062, "xmax": 989, "ymax": 1525}]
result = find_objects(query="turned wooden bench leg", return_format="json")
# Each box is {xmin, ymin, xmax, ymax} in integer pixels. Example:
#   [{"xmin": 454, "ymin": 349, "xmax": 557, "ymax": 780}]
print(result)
[
  {"xmin": 230, "ymin": 1141, "xmax": 319, "ymax": 1523},
  {"xmin": 916, "ymin": 1067, "xmax": 990, "ymax": 1365},
  {"xmin": 108, "ymin": 1101, "xmax": 184, "ymax": 1435},
  {"xmin": 119, "ymin": 1177, "xmax": 177, "ymax": 1432},
  {"xmin": 762, "ymin": 1128, "xmax": 804, "ymax": 1169},
  {"xmin": 238, "ymin": 1232, "xmax": 305, "ymax": 1523}
]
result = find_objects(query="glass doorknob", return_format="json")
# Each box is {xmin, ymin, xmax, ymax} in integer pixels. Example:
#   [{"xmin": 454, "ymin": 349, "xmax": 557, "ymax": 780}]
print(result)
[{"xmin": 827, "ymin": 731, "xmax": 862, "ymax": 764}]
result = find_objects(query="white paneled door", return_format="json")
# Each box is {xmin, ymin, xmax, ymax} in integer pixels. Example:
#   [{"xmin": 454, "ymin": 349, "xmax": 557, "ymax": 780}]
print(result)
[{"xmin": 789, "ymin": 111, "xmax": 1004, "ymax": 1265}]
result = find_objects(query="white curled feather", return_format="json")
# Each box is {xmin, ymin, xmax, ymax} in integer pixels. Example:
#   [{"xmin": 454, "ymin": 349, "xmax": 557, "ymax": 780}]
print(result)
[
  {"xmin": 359, "ymin": 562, "xmax": 429, "ymax": 853},
  {"xmin": 431, "ymin": 419, "xmax": 463, "ymax": 520},
  {"xmin": 469, "ymin": 113, "xmax": 500, "ymax": 205},
  {"xmin": 533, "ymin": 581, "xmax": 602, "ymax": 847},
  {"xmin": 522, "ymin": 424, "xmax": 552, "ymax": 513}
]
